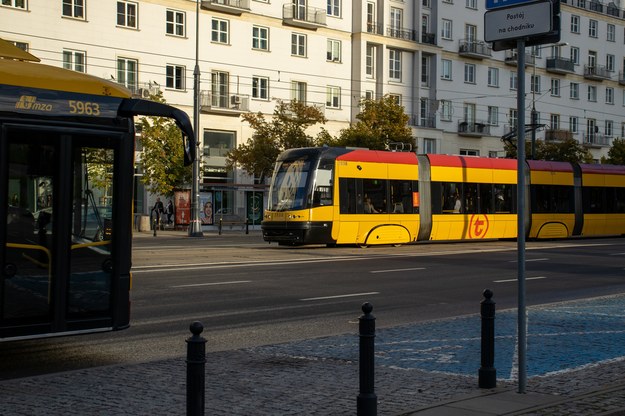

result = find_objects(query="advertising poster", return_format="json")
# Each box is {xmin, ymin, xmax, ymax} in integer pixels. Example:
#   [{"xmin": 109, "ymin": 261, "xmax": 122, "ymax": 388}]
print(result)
[
  {"xmin": 246, "ymin": 191, "xmax": 263, "ymax": 225},
  {"xmin": 200, "ymin": 192, "xmax": 213, "ymax": 225},
  {"xmin": 174, "ymin": 190, "xmax": 190, "ymax": 225}
]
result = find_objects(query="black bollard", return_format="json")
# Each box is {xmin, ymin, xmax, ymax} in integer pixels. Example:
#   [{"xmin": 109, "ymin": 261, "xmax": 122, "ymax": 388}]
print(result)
[
  {"xmin": 357, "ymin": 302, "xmax": 377, "ymax": 416},
  {"xmin": 186, "ymin": 321, "xmax": 207, "ymax": 416},
  {"xmin": 479, "ymin": 289, "xmax": 497, "ymax": 388},
  {"xmin": 245, "ymin": 218, "xmax": 249, "ymax": 235},
  {"xmin": 153, "ymin": 217, "xmax": 157, "ymax": 237},
  {"xmin": 218, "ymin": 218, "xmax": 223, "ymax": 235}
]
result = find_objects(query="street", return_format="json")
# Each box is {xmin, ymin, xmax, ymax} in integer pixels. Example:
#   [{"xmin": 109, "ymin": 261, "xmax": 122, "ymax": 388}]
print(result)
[{"xmin": 1, "ymin": 233, "xmax": 623, "ymax": 380}]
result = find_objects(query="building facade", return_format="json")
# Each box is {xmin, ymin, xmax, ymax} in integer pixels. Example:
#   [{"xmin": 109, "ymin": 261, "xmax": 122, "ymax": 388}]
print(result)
[{"xmin": 2, "ymin": 0, "xmax": 625, "ymax": 224}]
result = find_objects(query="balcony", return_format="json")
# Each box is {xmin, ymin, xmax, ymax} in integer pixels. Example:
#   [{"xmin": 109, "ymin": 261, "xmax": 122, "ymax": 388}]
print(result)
[
  {"xmin": 545, "ymin": 129, "xmax": 573, "ymax": 141},
  {"xmin": 546, "ymin": 57, "xmax": 575, "ymax": 74},
  {"xmin": 421, "ymin": 32, "xmax": 436, "ymax": 45},
  {"xmin": 124, "ymin": 82, "xmax": 160, "ymax": 99},
  {"xmin": 458, "ymin": 40, "xmax": 492, "ymax": 59},
  {"xmin": 504, "ymin": 51, "xmax": 535, "ymax": 66},
  {"xmin": 200, "ymin": 91, "xmax": 249, "ymax": 114},
  {"xmin": 282, "ymin": 4, "xmax": 326, "ymax": 30},
  {"xmin": 366, "ymin": 21, "xmax": 384, "ymax": 35},
  {"xmin": 458, "ymin": 120, "xmax": 490, "ymax": 137},
  {"xmin": 201, "ymin": 0, "xmax": 250, "ymax": 15},
  {"xmin": 583, "ymin": 133, "xmax": 610, "ymax": 148},
  {"xmin": 584, "ymin": 64, "xmax": 611, "ymax": 81},
  {"xmin": 386, "ymin": 26, "xmax": 417, "ymax": 41},
  {"xmin": 619, "ymin": 71, "xmax": 625, "ymax": 86}
]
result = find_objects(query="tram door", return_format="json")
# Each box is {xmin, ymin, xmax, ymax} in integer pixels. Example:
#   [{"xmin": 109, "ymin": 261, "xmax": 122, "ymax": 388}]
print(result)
[{"xmin": 1, "ymin": 125, "xmax": 129, "ymax": 338}]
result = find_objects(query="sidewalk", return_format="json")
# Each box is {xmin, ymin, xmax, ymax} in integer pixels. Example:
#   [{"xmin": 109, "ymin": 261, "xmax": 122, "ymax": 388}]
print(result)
[{"xmin": 2, "ymin": 294, "xmax": 625, "ymax": 415}]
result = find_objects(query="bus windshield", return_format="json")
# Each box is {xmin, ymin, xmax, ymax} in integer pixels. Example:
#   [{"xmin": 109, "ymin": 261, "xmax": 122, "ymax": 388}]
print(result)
[{"xmin": 267, "ymin": 158, "xmax": 312, "ymax": 211}]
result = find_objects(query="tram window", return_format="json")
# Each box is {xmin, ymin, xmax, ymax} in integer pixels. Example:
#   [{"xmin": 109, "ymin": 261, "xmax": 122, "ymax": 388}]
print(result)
[
  {"xmin": 390, "ymin": 180, "xmax": 417, "ymax": 214},
  {"xmin": 312, "ymin": 159, "xmax": 333, "ymax": 207},
  {"xmin": 533, "ymin": 185, "xmax": 574, "ymax": 213},
  {"xmin": 479, "ymin": 184, "xmax": 494, "ymax": 214},
  {"xmin": 583, "ymin": 187, "xmax": 605, "ymax": 213},
  {"xmin": 440, "ymin": 182, "xmax": 462, "ymax": 214},
  {"xmin": 493, "ymin": 184, "xmax": 515, "ymax": 213},
  {"xmin": 463, "ymin": 183, "xmax": 478, "ymax": 214},
  {"xmin": 614, "ymin": 188, "xmax": 625, "ymax": 213},
  {"xmin": 339, "ymin": 177, "xmax": 360, "ymax": 214},
  {"xmin": 363, "ymin": 179, "xmax": 386, "ymax": 213}
]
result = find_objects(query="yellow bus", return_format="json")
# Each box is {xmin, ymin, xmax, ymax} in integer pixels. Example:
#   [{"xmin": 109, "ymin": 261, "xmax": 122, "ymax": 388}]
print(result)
[
  {"xmin": 261, "ymin": 147, "xmax": 625, "ymax": 246},
  {"xmin": 1, "ymin": 39, "xmax": 195, "ymax": 340}
]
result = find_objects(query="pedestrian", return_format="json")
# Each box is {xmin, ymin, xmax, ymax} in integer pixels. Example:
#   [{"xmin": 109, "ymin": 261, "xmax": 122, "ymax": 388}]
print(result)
[
  {"xmin": 152, "ymin": 197, "xmax": 164, "ymax": 226},
  {"xmin": 166, "ymin": 199, "xmax": 174, "ymax": 224}
]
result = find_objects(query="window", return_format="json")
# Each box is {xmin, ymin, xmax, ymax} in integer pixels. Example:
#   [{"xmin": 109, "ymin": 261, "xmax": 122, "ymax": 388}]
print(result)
[
  {"xmin": 570, "ymin": 15, "xmax": 580, "ymax": 33},
  {"xmin": 509, "ymin": 109, "xmax": 518, "ymax": 128},
  {"xmin": 252, "ymin": 26, "xmax": 269, "ymax": 50},
  {"xmin": 366, "ymin": 44, "xmax": 375, "ymax": 77},
  {"xmin": 389, "ymin": 49, "xmax": 402, "ymax": 81},
  {"xmin": 588, "ymin": 85, "xmax": 597, "ymax": 102},
  {"xmin": 291, "ymin": 33, "xmax": 306, "ymax": 57},
  {"xmin": 203, "ymin": 130, "xmax": 235, "ymax": 159},
  {"xmin": 569, "ymin": 116, "xmax": 578, "ymax": 133},
  {"xmin": 487, "ymin": 106, "xmax": 498, "ymax": 125},
  {"xmin": 389, "ymin": 94, "xmax": 401, "ymax": 105},
  {"xmin": 252, "ymin": 76, "xmax": 269, "ymax": 100},
  {"xmin": 606, "ymin": 120, "xmax": 613, "ymax": 137},
  {"xmin": 421, "ymin": 56, "xmax": 430, "ymax": 86},
  {"xmin": 606, "ymin": 87, "xmax": 614, "ymax": 104},
  {"xmin": 441, "ymin": 19, "xmax": 452, "ymax": 40},
  {"xmin": 509, "ymin": 71, "xmax": 517, "ymax": 90},
  {"xmin": 570, "ymin": 47, "xmax": 579, "ymax": 65},
  {"xmin": 166, "ymin": 9, "xmax": 185, "ymax": 37},
  {"xmin": 465, "ymin": 0, "xmax": 477, "ymax": 8},
  {"xmin": 1, "ymin": 0, "xmax": 26, "ymax": 9},
  {"xmin": 117, "ymin": 1, "xmax": 137, "ymax": 28},
  {"xmin": 608, "ymin": 24, "xmax": 616, "ymax": 42},
  {"xmin": 326, "ymin": 86, "xmax": 340, "ymax": 108},
  {"xmin": 166, "ymin": 64, "xmax": 185, "ymax": 90},
  {"xmin": 464, "ymin": 63, "xmax": 475, "ymax": 84},
  {"xmin": 211, "ymin": 71, "xmax": 229, "ymax": 108},
  {"xmin": 10, "ymin": 40, "xmax": 28, "ymax": 51},
  {"xmin": 440, "ymin": 100, "xmax": 452, "ymax": 121},
  {"xmin": 570, "ymin": 82, "xmax": 579, "ymax": 99},
  {"xmin": 291, "ymin": 81, "xmax": 307, "ymax": 102},
  {"xmin": 607, "ymin": 54, "xmax": 615, "ymax": 72},
  {"xmin": 460, "ymin": 149, "xmax": 479, "ymax": 156},
  {"xmin": 327, "ymin": 39, "xmax": 341, "ymax": 62},
  {"xmin": 588, "ymin": 19, "xmax": 597, "ymax": 38},
  {"xmin": 211, "ymin": 18, "xmax": 229, "ymax": 44},
  {"xmin": 530, "ymin": 74, "xmax": 540, "ymax": 94},
  {"xmin": 550, "ymin": 114, "xmax": 560, "ymax": 130},
  {"xmin": 441, "ymin": 59, "xmax": 452, "ymax": 80},
  {"xmin": 390, "ymin": 8, "xmax": 402, "ymax": 35},
  {"xmin": 327, "ymin": 0, "xmax": 340, "ymax": 17},
  {"xmin": 423, "ymin": 138, "xmax": 436, "ymax": 153},
  {"xmin": 117, "ymin": 57, "xmax": 138, "ymax": 90},
  {"xmin": 551, "ymin": 78, "xmax": 560, "ymax": 96},
  {"xmin": 365, "ymin": 90, "xmax": 374, "ymax": 100},
  {"xmin": 488, "ymin": 67, "xmax": 499, "ymax": 87},
  {"xmin": 63, "ymin": 49, "xmax": 86, "ymax": 72},
  {"xmin": 63, "ymin": 0, "xmax": 84, "ymax": 18}
]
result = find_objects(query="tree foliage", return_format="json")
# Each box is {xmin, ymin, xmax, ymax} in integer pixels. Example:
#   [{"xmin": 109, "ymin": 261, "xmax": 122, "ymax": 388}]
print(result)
[
  {"xmin": 333, "ymin": 95, "xmax": 414, "ymax": 150},
  {"xmin": 602, "ymin": 138, "xmax": 625, "ymax": 165},
  {"xmin": 504, "ymin": 137, "xmax": 593, "ymax": 163},
  {"xmin": 138, "ymin": 91, "xmax": 191, "ymax": 197},
  {"xmin": 226, "ymin": 100, "xmax": 327, "ymax": 182}
]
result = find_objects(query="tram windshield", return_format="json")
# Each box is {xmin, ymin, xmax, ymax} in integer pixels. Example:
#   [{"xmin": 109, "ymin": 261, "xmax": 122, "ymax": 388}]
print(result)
[{"xmin": 267, "ymin": 158, "xmax": 312, "ymax": 211}]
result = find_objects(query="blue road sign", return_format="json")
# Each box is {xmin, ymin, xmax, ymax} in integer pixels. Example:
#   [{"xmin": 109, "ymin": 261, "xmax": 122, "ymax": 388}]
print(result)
[{"xmin": 486, "ymin": 0, "xmax": 538, "ymax": 9}]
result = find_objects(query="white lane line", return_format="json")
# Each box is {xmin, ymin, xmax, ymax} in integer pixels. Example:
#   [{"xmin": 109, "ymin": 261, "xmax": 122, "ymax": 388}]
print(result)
[
  {"xmin": 493, "ymin": 276, "xmax": 548, "ymax": 283},
  {"xmin": 508, "ymin": 258, "xmax": 549, "ymax": 263},
  {"xmin": 171, "ymin": 280, "xmax": 251, "ymax": 288},
  {"xmin": 300, "ymin": 292, "xmax": 380, "ymax": 301},
  {"xmin": 370, "ymin": 267, "xmax": 426, "ymax": 274},
  {"xmin": 609, "ymin": 252, "xmax": 625, "ymax": 256}
]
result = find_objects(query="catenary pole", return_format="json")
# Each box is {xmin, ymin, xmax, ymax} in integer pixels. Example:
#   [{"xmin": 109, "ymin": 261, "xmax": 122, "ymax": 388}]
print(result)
[{"xmin": 189, "ymin": 0, "xmax": 203, "ymax": 237}]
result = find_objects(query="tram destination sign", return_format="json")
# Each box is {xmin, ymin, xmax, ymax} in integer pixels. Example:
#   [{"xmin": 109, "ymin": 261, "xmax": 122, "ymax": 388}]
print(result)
[
  {"xmin": 486, "ymin": 0, "xmax": 538, "ymax": 9},
  {"xmin": 484, "ymin": 1, "xmax": 553, "ymax": 42}
]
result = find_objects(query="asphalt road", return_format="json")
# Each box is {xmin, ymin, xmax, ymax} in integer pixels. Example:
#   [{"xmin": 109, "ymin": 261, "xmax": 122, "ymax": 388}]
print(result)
[{"xmin": 1, "ymin": 233, "xmax": 623, "ymax": 380}]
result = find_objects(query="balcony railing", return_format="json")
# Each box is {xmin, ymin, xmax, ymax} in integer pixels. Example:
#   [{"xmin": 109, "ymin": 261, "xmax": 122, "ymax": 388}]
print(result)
[
  {"xmin": 584, "ymin": 64, "xmax": 611, "ymax": 81},
  {"xmin": 458, "ymin": 120, "xmax": 490, "ymax": 136},
  {"xmin": 282, "ymin": 4, "xmax": 326, "ymax": 29},
  {"xmin": 504, "ymin": 51, "xmax": 535, "ymax": 66},
  {"xmin": 583, "ymin": 133, "xmax": 610, "ymax": 147},
  {"xmin": 545, "ymin": 129, "xmax": 573, "ymax": 141},
  {"xmin": 199, "ymin": 91, "xmax": 249, "ymax": 113},
  {"xmin": 560, "ymin": 0, "xmax": 621, "ymax": 18},
  {"xmin": 201, "ymin": 0, "xmax": 250, "ymax": 15},
  {"xmin": 386, "ymin": 26, "xmax": 416, "ymax": 41},
  {"xmin": 366, "ymin": 22, "xmax": 384, "ymax": 35},
  {"xmin": 458, "ymin": 40, "xmax": 492, "ymax": 59},
  {"xmin": 546, "ymin": 57, "xmax": 575, "ymax": 74},
  {"xmin": 421, "ymin": 32, "xmax": 436, "ymax": 45},
  {"xmin": 619, "ymin": 71, "xmax": 625, "ymax": 85}
]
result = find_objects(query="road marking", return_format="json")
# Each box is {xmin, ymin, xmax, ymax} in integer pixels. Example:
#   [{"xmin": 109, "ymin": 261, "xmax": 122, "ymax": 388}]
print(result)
[
  {"xmin": 171, "ymin": 280, "xmax": 251, "ymax": 288},
  {"xmin": 508, "ymin": 258, "xmax": 549, "ymax": 263},
  {"xmin": 370, "ymin": 267, "xmax": 426, "ymax": 274},
  {"xmin": 609, "ymin": 252, "xmax": 625, "ymax": 256},
  {"xmin": 493, "ymin": 276, "xmax": 548, "ymax": 283},
  {"xmin": 300, "ymin": 292, "xmax": 379, "ymax": 301}
]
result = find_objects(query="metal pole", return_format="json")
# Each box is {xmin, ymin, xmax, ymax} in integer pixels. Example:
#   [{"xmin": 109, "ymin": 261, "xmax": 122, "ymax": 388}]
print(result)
[
  {"xmin": 357, "ymin": 302, "xmax": 377, "ymax": 416},
  {"xmin": 516, "ymin": 39, "xmax": 527, "ymax": 394},
  {"xmin": 531, "ymin": 56, "xmax": 537, "ymax": 160},
  {"xmin": 189, "ymin": 0, "xmax": 203, "ymax": 237}
]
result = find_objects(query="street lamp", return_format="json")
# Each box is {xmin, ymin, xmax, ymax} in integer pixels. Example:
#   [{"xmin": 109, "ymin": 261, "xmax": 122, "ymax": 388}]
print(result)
[
  {"xmin": 530, "ymin": 41, "xmax": 568, "ymax": 159},
  {"xmin": 189, "ymin": 0, "xmax": 203, "ymax": 237}
]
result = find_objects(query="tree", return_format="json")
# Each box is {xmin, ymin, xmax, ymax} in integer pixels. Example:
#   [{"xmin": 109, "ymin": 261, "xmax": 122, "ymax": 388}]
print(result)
[
  {"xmin": 334, "ymin": 95, "xmax": 414, "ymax": 150},
  {"xmin": 226, "ymin": 100, "xmax": 327, "ymax": 183},
  {"xmin": 504, "ymin": 137, "xmax": 593, "ymax": 163},
  {"xmin": 602, "ymin": 138, "xmax": 625, "ymax": 165},
  {"xmin": 138, "ymin": 91, "xmax": 192, "ymax": 197}
]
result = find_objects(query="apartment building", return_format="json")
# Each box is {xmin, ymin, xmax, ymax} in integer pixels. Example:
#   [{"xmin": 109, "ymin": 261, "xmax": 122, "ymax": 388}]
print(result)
[{"xmin": 2, "ymin": 0, "xmax": 624, "ymax": 220}]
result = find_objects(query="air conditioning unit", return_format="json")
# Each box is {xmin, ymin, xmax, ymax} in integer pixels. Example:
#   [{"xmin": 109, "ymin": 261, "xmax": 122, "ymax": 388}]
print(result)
[
  {"xmin": 231, "ymin": 95, "xmax": 241, "ymax": 105},
  {"xmin": 137, "ymin": 88, "xmax": 150, "ymax": 98}
]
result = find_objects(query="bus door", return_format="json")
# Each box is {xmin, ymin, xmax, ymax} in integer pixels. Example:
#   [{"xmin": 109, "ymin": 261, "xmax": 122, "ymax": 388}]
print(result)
[{"xmin": 1, "ymin": 124, "xmax": 130, "ymax": 339}]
